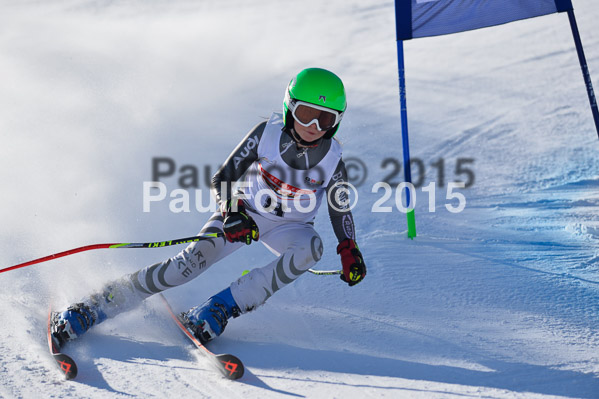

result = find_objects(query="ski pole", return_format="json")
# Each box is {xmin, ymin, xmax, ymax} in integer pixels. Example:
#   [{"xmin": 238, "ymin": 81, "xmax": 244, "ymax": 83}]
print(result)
[
  {"xmin": 0, "ymin": 233, "xmax": 224, "ymax": 275},
  {"xmin": 307, "ymin": 268, "xmax": 342, "ymax": 275}
]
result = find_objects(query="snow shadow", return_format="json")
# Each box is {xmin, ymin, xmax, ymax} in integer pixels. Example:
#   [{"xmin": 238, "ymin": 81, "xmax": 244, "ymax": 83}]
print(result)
[
  {"xmin": 225, "ymin": 341, "xmax": 599, "ymax": 398},
  {"xmin": 240, "ymin": 368, "xmax": 306, "ymax": 398},
  {"xmin": 63, "ymin": 333, "xmax": 194, "ymax": 395}
]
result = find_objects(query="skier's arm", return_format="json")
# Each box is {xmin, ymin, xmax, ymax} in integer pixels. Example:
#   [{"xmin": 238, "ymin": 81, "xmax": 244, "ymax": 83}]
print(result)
[
  {"xmin": 211, "ymin": 121, "xmax": 266, "ymax": 207},
  {"xmin": 326, "ymin": 159, "xmax": 366, "ymax": 286},
  {"xmin": 326, "ymin": 159, "xmax": 357, "ymax": 243}
]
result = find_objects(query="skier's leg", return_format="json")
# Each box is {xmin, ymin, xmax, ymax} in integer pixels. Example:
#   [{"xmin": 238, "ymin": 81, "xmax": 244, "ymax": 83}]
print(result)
[
  {"xmin": 52, "ymin": 212, "xmax": 243, "ymax": 344},
  {"xmin": 182, "ymin": 221, "xmax": 323, "ymax": 342},
  {"xmin": 231, "ymin": 222, "xmax": 323, "ymax": 312}
]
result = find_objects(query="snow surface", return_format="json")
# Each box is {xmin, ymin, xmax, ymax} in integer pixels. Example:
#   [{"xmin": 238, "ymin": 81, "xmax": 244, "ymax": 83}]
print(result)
[{"xmin": 1, "ymin": 0, "xmax": 598, "ymax": 398}]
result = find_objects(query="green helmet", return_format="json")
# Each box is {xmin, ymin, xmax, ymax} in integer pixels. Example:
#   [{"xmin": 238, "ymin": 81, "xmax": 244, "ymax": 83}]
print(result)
[{"xmin": 283, "ymin": 68, "xmax": 347, "ymax": 139}]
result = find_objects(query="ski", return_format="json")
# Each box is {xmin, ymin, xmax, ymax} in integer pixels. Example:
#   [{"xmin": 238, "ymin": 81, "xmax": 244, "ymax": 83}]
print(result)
[
  {"xmin": 159, "ymin": 293, "xmax": 244, "ymax": 380},
  {"xmin": 47, "ymin": 309, "xmax": 78, "ymax": 380}
]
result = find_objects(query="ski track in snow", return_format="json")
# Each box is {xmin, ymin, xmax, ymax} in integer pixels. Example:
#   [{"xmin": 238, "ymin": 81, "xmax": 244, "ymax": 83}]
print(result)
[{"xmin": 1, "ymin": 0, "xmax": 598, "ymax": 398}]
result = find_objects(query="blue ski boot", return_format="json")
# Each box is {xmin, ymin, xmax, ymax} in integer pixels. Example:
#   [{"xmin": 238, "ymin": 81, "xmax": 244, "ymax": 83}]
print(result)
[
  {"xmin": 182, "ymin": 287, "xmax": 241, "ymax": 344},
  {"xmin": 51, "ymin": 303, "xmax": 107, "ymax": 347}
]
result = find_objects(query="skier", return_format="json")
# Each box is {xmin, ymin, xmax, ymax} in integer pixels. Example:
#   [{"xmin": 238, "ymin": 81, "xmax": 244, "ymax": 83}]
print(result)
[{"xmin": 52, "ymin": 67, "xmax": 367, "ymax": 345}]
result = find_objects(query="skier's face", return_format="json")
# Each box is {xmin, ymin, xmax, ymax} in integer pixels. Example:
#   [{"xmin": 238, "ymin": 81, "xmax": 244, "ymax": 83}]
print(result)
[{"xmin": 294, "ymin": 119, "xmax": 326, "ymax": 143}]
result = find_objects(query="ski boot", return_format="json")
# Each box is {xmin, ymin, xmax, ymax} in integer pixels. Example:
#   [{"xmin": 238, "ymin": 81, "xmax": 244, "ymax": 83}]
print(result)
[
  {"xmin": 51, "ymin": 303, "xmax": 106, "ymax": 347},
  {"xmin": 181, "ymin": 287, "xmax": 241, "ymax": 344}
]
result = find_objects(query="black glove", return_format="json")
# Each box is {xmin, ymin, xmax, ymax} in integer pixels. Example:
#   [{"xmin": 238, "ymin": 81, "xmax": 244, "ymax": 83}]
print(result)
[
  {"xmin": 337, "ymin": 239, "xmax": 366, "ymax": 286},
  {"xmin": 222, "ymin": 199, "xmax": 259, "ymax": 245}
]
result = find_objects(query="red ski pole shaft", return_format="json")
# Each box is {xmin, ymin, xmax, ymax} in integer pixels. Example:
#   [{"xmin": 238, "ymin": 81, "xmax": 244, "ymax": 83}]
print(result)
[{"xmin": 0, "ymin": 233, "xmax": 223, "ymax": 275}]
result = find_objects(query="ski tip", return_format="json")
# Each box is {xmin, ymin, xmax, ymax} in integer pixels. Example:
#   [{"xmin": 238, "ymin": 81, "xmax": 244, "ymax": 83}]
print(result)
[
  {"xmin": 215, "ymin": 354, "xmax": 244, "ymax": 380},
  {"xmin": 52, "ymin": 353, "xmax": 78, "ymax": 380}
]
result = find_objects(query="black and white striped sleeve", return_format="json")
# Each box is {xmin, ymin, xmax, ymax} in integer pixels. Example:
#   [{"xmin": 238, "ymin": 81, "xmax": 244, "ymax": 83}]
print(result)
[
  {"xmin": 325, "ymin": 159, "xmax": 357, "ymax": 243},
  {"xmin": 211, "ymin": 121, "xmax": 266, "ymax": 206}
]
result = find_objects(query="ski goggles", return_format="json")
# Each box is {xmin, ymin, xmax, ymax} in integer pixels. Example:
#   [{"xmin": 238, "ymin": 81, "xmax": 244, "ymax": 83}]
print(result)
[{"xmin": 288, "ymin": 100, "xmax": 344, "ymax": 131}]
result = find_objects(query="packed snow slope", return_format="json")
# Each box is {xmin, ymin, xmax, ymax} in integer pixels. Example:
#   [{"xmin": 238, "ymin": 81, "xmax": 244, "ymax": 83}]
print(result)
[{"xmin": 1, "ymin": 1, "xmax": 598, "ymax": 398}]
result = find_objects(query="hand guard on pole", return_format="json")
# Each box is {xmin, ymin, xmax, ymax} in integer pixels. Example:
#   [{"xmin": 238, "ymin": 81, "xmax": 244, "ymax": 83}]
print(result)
[
  {"xmin": 336, "ymin": 238, "xmax": 366, "ymax": 286},
  {"xmin": 222, "ymin": 199, "xmax": 259, "ymax": 245}
]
